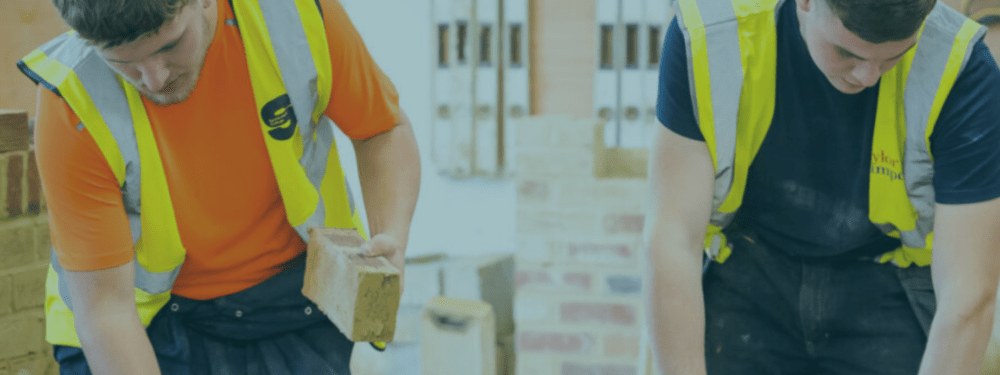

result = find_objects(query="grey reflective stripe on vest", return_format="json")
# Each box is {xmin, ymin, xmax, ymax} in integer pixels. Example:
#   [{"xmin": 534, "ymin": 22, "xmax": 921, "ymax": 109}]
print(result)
[
  {"xmin": 675, "ymin": 0, "xmax": 744, "ymax": 228},
  {"xmin": 254, "ymin": 0, "xmax": 357, "ymax": 241},
  {"xmin": 35, "ymin": 34, "xmax": 180, "ymax": 308},
  {"xmin": 875, "ymin": 3, "xmax": 987, "ymax": 249}
]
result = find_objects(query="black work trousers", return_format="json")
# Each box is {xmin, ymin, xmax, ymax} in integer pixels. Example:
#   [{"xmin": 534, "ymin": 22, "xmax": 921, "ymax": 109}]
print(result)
[
  {"xmin": 703, "ymin": 230, "xmax": 935, "ymax": 375},
  {"xmin": 53, "ymin": 254, "xmax": 355, "ymax": 375}
]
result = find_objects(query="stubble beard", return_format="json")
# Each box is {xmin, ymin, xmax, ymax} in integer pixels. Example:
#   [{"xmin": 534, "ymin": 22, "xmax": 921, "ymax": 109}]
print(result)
[{"xmin": 139, "ymin": 13, "xmax": 213, "ymax": 107}]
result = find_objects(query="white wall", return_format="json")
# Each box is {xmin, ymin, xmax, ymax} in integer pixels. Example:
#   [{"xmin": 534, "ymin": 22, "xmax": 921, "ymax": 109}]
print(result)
[{"xmin": 333, "ymin": 0, "xmax": 517, "ymax": 258}]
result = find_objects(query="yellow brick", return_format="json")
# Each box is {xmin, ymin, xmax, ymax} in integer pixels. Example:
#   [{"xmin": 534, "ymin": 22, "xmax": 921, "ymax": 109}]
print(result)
[
  {"xmin": 0, "ymin": 217, "xmax": 35, "ymax": 270},
  {"xmin": 302, "ymin": 228, "xmax": 401, "ymax": 342},
  {"xmin": 0, "ymin": 275, "xmax": 11, "ymax": 316},
  {"xmin": 12, "ymin": 266, "xmax": 45, "ymax": 311},
  {"xmin": 0, "ymin": 312, "xmax": 44, "ymax": 359}
]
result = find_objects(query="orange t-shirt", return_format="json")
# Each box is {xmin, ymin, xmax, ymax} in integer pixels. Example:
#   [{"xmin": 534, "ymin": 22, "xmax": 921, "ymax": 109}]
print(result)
[{"xmin": 34, "ymin": 0, "xmax": 399, "ymax": 300}]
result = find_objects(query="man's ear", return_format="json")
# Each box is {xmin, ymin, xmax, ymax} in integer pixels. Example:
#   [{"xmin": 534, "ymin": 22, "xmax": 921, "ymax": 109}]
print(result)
[
  {"xmin": 201, "ymin": 0, "xmax": 215, "ymax": 10},
  {"xmin": 797, "ymin": 0, "xmax": 815, "ymax": 13}
]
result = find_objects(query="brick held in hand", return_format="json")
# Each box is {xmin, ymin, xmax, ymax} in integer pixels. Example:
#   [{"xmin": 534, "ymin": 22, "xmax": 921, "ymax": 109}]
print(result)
[
  {"xmin": 302, "ymin": 227, "xmax": 401, "ymax": 343},
  {"xmin": 0, "ymin": 110, "xmax": 30, "ymax": 153}
]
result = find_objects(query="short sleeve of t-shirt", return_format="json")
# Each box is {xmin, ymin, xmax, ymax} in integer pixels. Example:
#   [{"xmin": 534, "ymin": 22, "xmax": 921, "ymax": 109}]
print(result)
[
  {"xmin": 656, "ymin": 16, "xmax": 703, "ymax": 142},
  {"xmin": 929, "ymin": 40, "xmax": 1000, "ymax": 205},
  {"xmin": 319, "ymin": 0, "xmax": 401, "ymax": 139}
]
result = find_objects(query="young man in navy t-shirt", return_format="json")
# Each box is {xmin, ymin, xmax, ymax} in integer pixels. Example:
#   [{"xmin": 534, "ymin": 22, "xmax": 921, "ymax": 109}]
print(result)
[{"xmin": 645, "ymin": 0, "xmax": 1000, "ymax": 373}]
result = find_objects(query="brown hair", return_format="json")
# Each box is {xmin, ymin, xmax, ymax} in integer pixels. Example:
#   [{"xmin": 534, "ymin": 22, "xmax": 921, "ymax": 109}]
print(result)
[
  {"xmin": 51, "ymin": 0, "xmax": 197, "ymax": 49},
  {"xmin": 822, "ymin": 0, "xmax": 937, "ymax": 44}
]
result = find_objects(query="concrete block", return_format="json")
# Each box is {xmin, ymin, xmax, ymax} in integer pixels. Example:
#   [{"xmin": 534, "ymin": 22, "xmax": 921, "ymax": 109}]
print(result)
[
  {"xmin": 421, "ymin": 297, "xmax": 496, "ymax": 375},
  {"xmin": 561, "ymin": 361, "xmax": 637, "ymax": 375},
  {"xmin": 442, "ymin": 254, "xmax": 515, "ymax": 335},
  {"xmin": 392, "ymin": 304, "xmax": 423, "ymax": 344},
  {"xmin": 349, "ymin": 340, "xmax": 390, "ymax": 375},
  {"xmin": 399, "ymin": 254, "xmax": 446, "ymax": 306},
  {"xmin": 33, "ymin": 215, "xmax": 50, "ymax": 263},
  {"xmin": 24, "ymin": 150, "xmax": 39, "ymax": 216},
  {"xmin": 0, "ymin": 111, "xmax": 29, "ymax": 153},
  {"xmin": 302, "ymin": 227, "xmax": 401, "ymax": 343}
]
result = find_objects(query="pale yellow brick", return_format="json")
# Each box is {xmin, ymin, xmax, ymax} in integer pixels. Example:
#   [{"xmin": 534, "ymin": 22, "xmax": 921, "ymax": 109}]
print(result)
[
  {"xmin": 0, "ymin": 275, "xmax": 12, "ymax": 316},
  {"xmin": 0, "ymin": 312, "xmax": 44, "ymax": 359},
  {"xmin": 515, "ymin": 353, "xmax": 559, "ymax": 375},
  {"xmin": 516, "ymin": 236, "xmax": 554, "ymax": 265},
  {"xmin": 516, "ymin": 209, "xmax": 599, "ymax": 238},
  {"xmin": 303, "ymin": 227, "xmax": 401, "ymax": 342},
  {"xmin": 12, "ymin": 266, "xmax": 45, "ymax": 311},
  {"xmin": 517, "ymin": 150, "xmax": 595, "ymax": 180},
  {"xmin": 558, "ymin": 181, "xmax": 647, "ymax": 211},
  {"xmin": 33, "ymin": 214, "xmax": 50, "ymax": 263},
  {"xmin": 7, "ymin": 353, "xmax": 48, "ymax": 375},
  {"xmin": 0, "ymin": 217, "xmax": 35, "ymax": 270}
]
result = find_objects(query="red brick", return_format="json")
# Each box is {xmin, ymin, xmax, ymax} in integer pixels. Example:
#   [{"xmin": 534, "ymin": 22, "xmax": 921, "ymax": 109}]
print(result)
[
  {"xmin": 518, "ymin": 180, "xmax": 551, "ymax": 205},
  {"xmin": 561, "ymin": 362, "xmax": 637, "ymax": 375},
  {"xmin": 602, "ymin": 214, "xmax": 645, "ymax": 235},
  {"xmin": 5, "ymin": 152, "xmax": 25, "ymax": 218},
  {"xmin": 516, "ymin": 270, "xmax": 553, "ymax": 290},
  {"xmin": 25, "ymin": 149, "xmax": 40, "ymax": 215},
  {"xmin": 517, "ymin": 331, "xmax": 595, "ymax": 355},
  {"xmin": 565, "ymin": 243, "xmax": 633, "ymax": 265},
  {"xmin": 603, "ymin": 333, "xmax": 640, "ymax": 358},
  {"xmin": 563, "ymin": 272, "xmax": 592, "ymax": 291},
  {"xmin": 560, "ymin": 302, "xmax": 636, "ymax": 326}
]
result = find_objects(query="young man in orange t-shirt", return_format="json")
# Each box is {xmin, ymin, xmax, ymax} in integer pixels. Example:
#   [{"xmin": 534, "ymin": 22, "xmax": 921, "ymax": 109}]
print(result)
[{"xmin": 29, "ymin": 0, "xmax": 420, "ymax": 373}]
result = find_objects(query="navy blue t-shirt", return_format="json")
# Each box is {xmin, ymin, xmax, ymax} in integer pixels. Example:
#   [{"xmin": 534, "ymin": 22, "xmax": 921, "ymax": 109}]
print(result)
[{"xmin": 657, "ymin": 0, "xmax": 1000, "ymax": 257}]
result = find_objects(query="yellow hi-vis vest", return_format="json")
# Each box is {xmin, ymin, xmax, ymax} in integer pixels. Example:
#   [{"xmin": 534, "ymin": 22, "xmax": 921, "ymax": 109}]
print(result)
[
  {"xmin": 17, "ymin": 0, "xmax": 368, "ymax": 347},
  {"xmin": 674, "ymin": 0, "xmax": 987, "ymax": 267}
]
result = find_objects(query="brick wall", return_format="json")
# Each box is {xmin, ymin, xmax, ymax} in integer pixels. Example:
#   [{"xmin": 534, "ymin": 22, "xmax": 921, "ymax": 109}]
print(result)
[
  {"xmin": 514, "ymin": 115, "xmax": 648, "ymax": 375},
  {"xmin": 0, "ymin": 110, "xmax": 57, "ymax": 375}
]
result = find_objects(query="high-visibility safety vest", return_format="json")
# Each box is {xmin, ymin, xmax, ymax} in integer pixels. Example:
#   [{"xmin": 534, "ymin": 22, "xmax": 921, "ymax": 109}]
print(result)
[
  {"xmin": 17, "ymin": 0, "xmax": 368, "ymax": 347},
  {"xmin": 675, "ymin": 0, "xmax": 987, "ymax": 267}
]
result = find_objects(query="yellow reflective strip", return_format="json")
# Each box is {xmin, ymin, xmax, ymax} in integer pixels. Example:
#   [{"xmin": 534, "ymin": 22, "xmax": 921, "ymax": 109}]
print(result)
[
  {"xmin": 135, "ymin": 288, "xmax": 172, "ymax": 326},
  {"xmin": 730, "ymin": 0, "xmax": 779, "ymax": 18},
  {"xmin": 24, "ymin": 51, "xmax": 127, "ymax": 186},
  {"xmin": 868, "ymin": 62, "xmax": 915, "ymax": 231},
  {"xmin": 294, "ymin": 0, "xmax": 333, "ymax": 122},
  {"xmin": 122, "ymin": 81, "xmax": 187, "ymax": 272},
  {"xmin": 232, "ymin": 0, "xmax": 319, "ymax": 227},
  {"xmin": 719, "ymin": 8, "xmax": 779, "ymax": 214},
  {"xmin": 46, "ymin": 266, "xmax": 170, "ymax": 347},
  {"xmin": 677, "ymin": 0, "xmax": 719, "ymax": 172},
  {"xmin": 926, "ymin": 21, "xmax": 984, "ymax": 160}
]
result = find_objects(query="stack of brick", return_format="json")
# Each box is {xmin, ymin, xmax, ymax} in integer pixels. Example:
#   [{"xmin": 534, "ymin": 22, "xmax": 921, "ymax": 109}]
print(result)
[
  {"xmin": 514, "ymin": 115, "xmax": 648, "ymax": 375},
  {"xmin": 0, "ymin": 109, "xmax": 57, "ymax": 375}
]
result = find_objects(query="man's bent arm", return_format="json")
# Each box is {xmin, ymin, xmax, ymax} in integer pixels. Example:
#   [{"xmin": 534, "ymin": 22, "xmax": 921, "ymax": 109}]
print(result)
[
  {"xmin": 66, "ymin": 260, "xmax": 161, "ymax": 375},
  {"xmin": 918, "ymin": 198, "xmax": 1000, "ymax": 375},
  {"xmin": 644, "ymin": 126, "xmax": 715, "ymax": 375},
  {"xmin": 351, "ymin": 109, "xmax": 421, "ymax": 270}
]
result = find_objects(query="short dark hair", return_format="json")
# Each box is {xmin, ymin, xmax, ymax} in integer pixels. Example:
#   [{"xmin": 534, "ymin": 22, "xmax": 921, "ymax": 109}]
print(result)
[
  {"xmin": 822, "ymin": 0, "xmax": 937, "ymax": 44},
  {"xmin": 51, "ymin": 0, "xmax": 197, "ymax": 49}
]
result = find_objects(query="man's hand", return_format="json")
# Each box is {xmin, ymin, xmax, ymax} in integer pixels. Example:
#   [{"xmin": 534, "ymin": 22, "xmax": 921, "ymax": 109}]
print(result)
[{"xmin": 360, "ymin": 233, "xmax": 406, "ymax": 292}]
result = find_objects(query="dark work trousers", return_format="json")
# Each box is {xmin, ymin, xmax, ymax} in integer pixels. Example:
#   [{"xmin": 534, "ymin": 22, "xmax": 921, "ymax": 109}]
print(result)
[
  {"xmin": 703, "ymin": 230, "xmax": 935, "ymax": 375},
  {"xmin": 53, "ymin": 254, "xmax": 355, "ymax": 375}
]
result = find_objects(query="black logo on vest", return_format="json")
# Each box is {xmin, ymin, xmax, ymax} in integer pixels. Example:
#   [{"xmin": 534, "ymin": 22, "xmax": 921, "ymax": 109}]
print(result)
[{"xmin": 261, "ymin": 94, "xmax": 297, "ymax": 141}]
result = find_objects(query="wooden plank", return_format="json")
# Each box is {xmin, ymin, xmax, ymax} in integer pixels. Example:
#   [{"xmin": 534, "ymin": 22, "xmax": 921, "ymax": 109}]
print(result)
[{"xmin": 302, "ymin": 227, "xmax": 402, "ymax": 343}]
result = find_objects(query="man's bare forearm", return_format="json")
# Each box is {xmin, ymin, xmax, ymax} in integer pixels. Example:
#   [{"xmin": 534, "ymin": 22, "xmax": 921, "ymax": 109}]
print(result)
[
  {"xmin": 646, "ymin": 229, "xmax": 709, "ymax": 375},
  {"xmin": 352, "ymin": 111, "xmax": 420, "ymax": 244},
  {"xmin": 76, "ymin": 311, "xmax": 161, "ymax": 375},
  {"xmin": 917, "ymin": 296, "xmax": 996, "ymax": 375}
]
